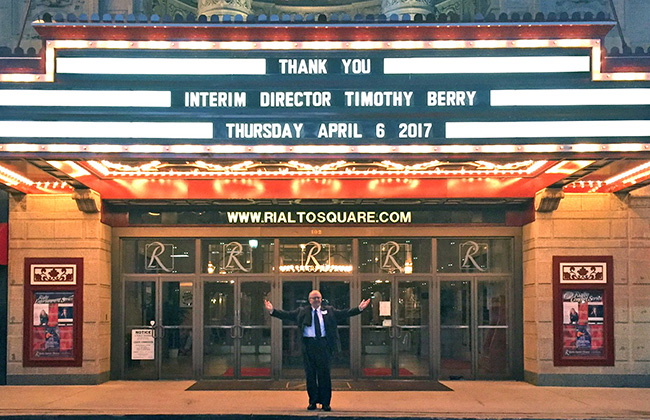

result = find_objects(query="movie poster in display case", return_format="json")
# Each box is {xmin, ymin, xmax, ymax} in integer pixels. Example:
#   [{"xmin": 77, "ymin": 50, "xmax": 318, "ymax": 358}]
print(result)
[
  {"xmin": 23, "ymin": 258, "xmax": 83, "ymax": 367},
  {"xmin": 553, "ymin": 256, "xmax": 613, "ymax": 366}
]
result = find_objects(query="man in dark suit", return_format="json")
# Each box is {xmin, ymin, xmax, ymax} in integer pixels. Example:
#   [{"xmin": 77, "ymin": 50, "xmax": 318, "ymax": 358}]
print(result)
[{"xmin": 264, "ymin": 290, "xmax": 370, "ymax": 412}]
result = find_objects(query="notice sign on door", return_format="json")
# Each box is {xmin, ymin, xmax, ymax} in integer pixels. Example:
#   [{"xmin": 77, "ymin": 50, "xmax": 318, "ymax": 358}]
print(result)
[{"xmin": 131, "ymin": 329, "xmax": 155, "ymax": 360}]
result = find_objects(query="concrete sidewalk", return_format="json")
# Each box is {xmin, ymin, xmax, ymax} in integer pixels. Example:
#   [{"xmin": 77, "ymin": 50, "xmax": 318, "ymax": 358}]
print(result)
[{"xmin": 0, "ymin": 380, "xmax": 649, "ymax": 419}]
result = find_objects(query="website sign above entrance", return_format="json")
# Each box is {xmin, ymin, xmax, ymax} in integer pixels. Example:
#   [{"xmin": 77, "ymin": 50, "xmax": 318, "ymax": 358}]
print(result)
[{"xmin": 226, "ymin": 210, "xmax": 411, "ymax": 224}]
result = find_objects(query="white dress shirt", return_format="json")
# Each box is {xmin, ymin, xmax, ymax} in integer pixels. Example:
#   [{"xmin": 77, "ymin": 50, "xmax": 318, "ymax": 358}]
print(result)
[{"xmin": 303, "ymin": 306, "xmax": 326, "ymax": 338}]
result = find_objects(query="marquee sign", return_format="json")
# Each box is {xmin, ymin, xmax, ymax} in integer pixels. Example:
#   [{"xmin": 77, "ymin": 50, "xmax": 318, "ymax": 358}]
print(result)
[{"xmin": 0, "ymin": 38, "xmax": 649, "ymax": 152}]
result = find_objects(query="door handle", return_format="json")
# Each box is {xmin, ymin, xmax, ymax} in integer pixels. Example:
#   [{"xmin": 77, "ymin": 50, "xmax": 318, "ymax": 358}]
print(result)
[
  {"xmin": 150, "ymin": 321, "xmax": 157, "ymax": 338},
  {"xmin": 388, "ymin": 327, "xmax": 395, "ymax": 339},
  {"xmin": 230, "ymin": 326, "xmax": 237, "ymax": 339},
  {"xmin": 396, "ymin": 326, "xmax": 402, "ymax": 339},
  {"xmin": 153, "ymin": 325, "xmax": 165, "ymax": 338},
  {"xmin": 238, "ymin": 326, "xmax": 244, "ymax": 339}
]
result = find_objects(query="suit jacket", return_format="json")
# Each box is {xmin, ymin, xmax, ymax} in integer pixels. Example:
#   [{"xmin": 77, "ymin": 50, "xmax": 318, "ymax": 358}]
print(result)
[{"xmin": 270, "ymin": 304, "xmax": 362, "ymax": 353}]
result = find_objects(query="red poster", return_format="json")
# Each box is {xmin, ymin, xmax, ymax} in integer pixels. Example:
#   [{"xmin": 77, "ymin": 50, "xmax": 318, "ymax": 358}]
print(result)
[
  {"xmin": 23, "ymin": 258, "xmax": 83, "ymax": 367},
  {"xmin": 554, "ymin": 256, "xmax": 613, "ymax": 366}
]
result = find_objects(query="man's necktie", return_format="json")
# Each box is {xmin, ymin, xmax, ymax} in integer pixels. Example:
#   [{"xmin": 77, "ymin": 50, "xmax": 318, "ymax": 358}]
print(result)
[{"xmin": 313, "ymin": 309, "xmax": 322, "ymax": 338}]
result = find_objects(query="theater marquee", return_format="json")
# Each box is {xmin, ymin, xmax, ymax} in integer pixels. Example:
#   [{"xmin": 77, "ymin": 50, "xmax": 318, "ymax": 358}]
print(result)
[{"xmin": 0, "ymin": 38, "xmax": 648, "ymax": 152}]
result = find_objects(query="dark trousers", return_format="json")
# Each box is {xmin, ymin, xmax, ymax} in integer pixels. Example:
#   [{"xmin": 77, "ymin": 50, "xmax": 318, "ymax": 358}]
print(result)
[{"xmin": 302, "ymin": 337, "xmax": 331, "ymax": 406}]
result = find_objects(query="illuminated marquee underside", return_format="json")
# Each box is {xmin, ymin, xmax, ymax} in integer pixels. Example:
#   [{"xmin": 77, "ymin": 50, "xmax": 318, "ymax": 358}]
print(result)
[
  {"xmin": 2, "ymin": 157, "xmax": 650, "ymax": 198},
  {"xmin": 81, "ymin": 159, "xmax": 552, "ymax": 178},
  {"xmin": 565, "ymin": 160, "xmax": 650, "ymax": 193}
]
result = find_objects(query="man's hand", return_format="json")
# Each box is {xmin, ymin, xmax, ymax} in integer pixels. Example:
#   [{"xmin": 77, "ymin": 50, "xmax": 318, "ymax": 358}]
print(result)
[
  {"xmin": 264, "ymin": 299, "xmax": 274, "ymax": 313},
  {"xmin": 358, "ymin": 298, "xmax": 371, "ymax": 311}
]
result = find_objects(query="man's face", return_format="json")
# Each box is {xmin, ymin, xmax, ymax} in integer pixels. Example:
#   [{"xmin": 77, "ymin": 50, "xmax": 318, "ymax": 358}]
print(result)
[{"xmin": 309, "ymin": 291, "xmax": 322, "ymax": 309}]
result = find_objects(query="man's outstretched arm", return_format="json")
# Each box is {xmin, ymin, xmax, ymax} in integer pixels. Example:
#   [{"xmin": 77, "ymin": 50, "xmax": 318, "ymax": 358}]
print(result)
[
  {"xmin": 334, "ymin": 298, "xmax": 371, "ymax": 320},
  {"xmin": 359, "ymin": 298, "xmax": 370, "ymax": 311},
  {"xmin": 264, "ymin": 299, "xmax": 298, "ymax": 321}
]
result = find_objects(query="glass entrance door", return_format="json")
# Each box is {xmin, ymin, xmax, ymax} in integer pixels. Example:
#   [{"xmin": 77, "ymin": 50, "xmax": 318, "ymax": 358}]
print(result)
[
  {"xmin": 203, "ymin": 279, "xmax": 271, "ymax": 378},
  {"xmin": 439, "ymin": 278, "xmax": 510, "ymax": 379},
  {"xmin": 124, "ymin": 280, "xmax": 156, "ymax": 380},
  {"xmin": 360, "ymin": 277, "xmax": 431, "ymax": 378},
  {"xmin": 439, "ymin": 280, "xmax": 471, "ymax": 379},
  {"xmin": 123, "ymin": 277, "xmax": 194, "ymax": 380}
]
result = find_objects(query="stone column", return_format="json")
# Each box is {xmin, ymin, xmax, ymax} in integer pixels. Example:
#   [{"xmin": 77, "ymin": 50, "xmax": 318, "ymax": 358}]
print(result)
[
  {"xmin": 198, "ymin": 0, "xmax": 253, "ymax": 17},
  {"xmin": 523, "ymin": 190, "xmax": 650, "ymax": 386},
  {"xmin": 7, "ymin": 193, "xmax": 112, "ymax": 385}
]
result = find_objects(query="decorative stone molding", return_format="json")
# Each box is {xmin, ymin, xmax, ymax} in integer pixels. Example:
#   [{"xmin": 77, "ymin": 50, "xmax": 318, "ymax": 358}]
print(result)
[
  {"xmin": 168, "ymin": 0, "xmax": 198, "ymax": 16},
  {"xmin": 434, "ymin": 0, "xmax": 475, "ymax": 17},
  {"xmin": 72, "ymin": 189, "xmax": 100, "ymax": 213},
  {"xmin": 17, "ymin": 0, "xmax": 86, "ymax": 48},
  {"xmin": 257, "ymin": 0, "xmax": 381, "ymax": 18},
  {"xmin": 621, "ymin": 184, "xmax": 650, "ymax": 208},
  {"xmin": 534, "ymin": 187, "xmax": 565, "ymax": 213},
  {"xmin": 97, "ymin": 0, "xmax": 131, "ymax": 15},
  {"xmin": 539, "ymin": 0, "xmax": 607, "ymax": 14},
  {"xmin": 153, "ymin": 0, "xmax": 197, "ymax": 17},
  {"xmin": 198, "ymin": 0, "xmax": 252, "ymax": 17},
  {"xmin": 382, "ymin": 0, "xmax": 438, "ymax": 17},
  {"xmin": 491, "ymin": 0, "xmax": 531, "ymax": 14}
]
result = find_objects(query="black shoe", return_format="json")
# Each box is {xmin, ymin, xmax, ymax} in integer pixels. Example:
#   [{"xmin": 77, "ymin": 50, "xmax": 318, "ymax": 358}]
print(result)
[
  {"xmin": 307, "ymin": 404, "xmax": 317, "ymax": 411},
  {"xmin": 322, "ymin": 405, "xmax": 331, "ymax": 411}
]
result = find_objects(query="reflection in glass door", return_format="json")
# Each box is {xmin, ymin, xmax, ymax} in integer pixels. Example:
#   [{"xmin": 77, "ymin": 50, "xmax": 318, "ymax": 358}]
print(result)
[
  {"xmin": 477, "ymin": 280, "xmax": 509, "ymax": 378},
  {"xmin": 439, "ymin": 279, "xmax": 510, "ymax": 379},
  {"xmin": 440, "ymin": 281, "xmax": 471, "ymax": 379},
  {"xmin": 397, "ymin": 280, "xmax": 430, "ymax": 377},
  {"xmin": 124, "ymin": 280, "xmax": 156, "ymax": 380},
  {"xmin": 320, "ymin": 280, "xmax": 351, "ymax": 377},
  {"xmin": 160, "ymin": 280, "xmax": 194, "ymax": 379},
  {"xmin": 280, "ymin": 281, "xmax": 313, "ymax": 378},
  {"xmin": 203, "ymin": 281, "xmax": 234, "ymax": 377},
  {"xmin": 361, "ymin": 279, "xmax": 392, "ymax": 376},
  {"xmin": 123, "ymin": 278, "xmax": 194, "ymax": 379},
  {"xmin": 203, "ymin": 279, "xmax": 271, "ymax": 378},
  {"xmin": 360, "ymin": 278, "xmax": 431, "ymax": 378},
  {"xmin": 240, "ymin": 282, "xmax": 272, "ymax": 377}
]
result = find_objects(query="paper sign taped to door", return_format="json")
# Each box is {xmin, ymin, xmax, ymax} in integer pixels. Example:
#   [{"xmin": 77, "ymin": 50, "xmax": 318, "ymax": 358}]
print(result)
[
  {"xmin": 131, "ymin": 329, "xmax": 155, "ymax": 360},
  {"xmin": 379, "ymin": 301, "xmax": 391, "ymax": 316}
]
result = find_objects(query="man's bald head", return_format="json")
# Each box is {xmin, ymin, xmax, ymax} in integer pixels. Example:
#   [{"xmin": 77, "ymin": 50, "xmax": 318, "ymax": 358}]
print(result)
[{"xmin": 309, "ymin": 290, "xmax": 322, "ymax": 309}]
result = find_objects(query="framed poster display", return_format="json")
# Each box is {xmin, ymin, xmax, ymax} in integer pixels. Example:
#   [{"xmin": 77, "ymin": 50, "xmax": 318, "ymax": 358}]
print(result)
[
  {"xmin": 23, "ymin": 258, "xmax": 83, "ymax": 367},
  {"xmin": 553, "ymin": 256, "xmax": 614, "ymax": 366}
]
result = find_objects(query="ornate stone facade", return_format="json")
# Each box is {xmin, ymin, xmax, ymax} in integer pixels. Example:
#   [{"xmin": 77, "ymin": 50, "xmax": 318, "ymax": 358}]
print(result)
[
  {"xmin": 537, "ymin": 0, "xmax": 608, "ymax": 14},
  {"xmin": 198, "ymin": 0, "xmax": 252, "ymax": 17},
  {"xmin": 435, "ymin": 0, "xmax": 476, "ymax": 18},
  {"xmin": 7, "ymin": 0, "xmax": 87, "ymax": 50},
  {"xmin": 382, "ymin": 0, "xmax": 438, "ymax": 16},
  {"xmin": 153, "ymin": 0, "xmax": 197, "ymax": 16}
]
